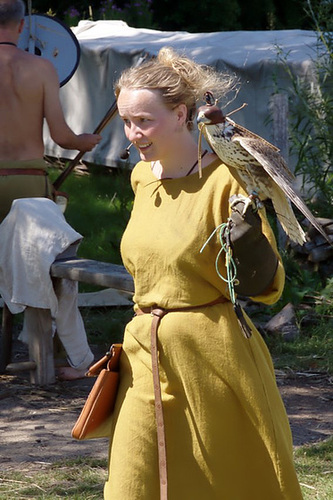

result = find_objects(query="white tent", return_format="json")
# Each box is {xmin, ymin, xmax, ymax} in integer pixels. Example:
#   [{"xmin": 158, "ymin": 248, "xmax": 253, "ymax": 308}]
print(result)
[{"xmin": 43, "ymin": 20, "xmax": 320, "ymax": 169}]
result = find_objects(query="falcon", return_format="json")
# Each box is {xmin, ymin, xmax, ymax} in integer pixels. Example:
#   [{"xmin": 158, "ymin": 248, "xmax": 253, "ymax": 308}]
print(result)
[{"xmin": 197, "ymin": 94, "xmax": 330, "ymax": 246}]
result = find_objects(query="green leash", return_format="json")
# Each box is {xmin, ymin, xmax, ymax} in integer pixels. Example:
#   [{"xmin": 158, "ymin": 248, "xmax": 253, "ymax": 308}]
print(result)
[{"xmin": 200, "ymin": 220, "xmax": 252, "ymax": 338}]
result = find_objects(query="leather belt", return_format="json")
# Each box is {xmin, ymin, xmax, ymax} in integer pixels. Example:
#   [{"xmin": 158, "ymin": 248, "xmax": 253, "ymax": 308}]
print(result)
[
  {"xmin": 136, "ymin": 296, "xmax": 229, "ymax": 500},
  {"xmin": 0, "ymin": 168, "xmax": 46, "ymax": 176}
]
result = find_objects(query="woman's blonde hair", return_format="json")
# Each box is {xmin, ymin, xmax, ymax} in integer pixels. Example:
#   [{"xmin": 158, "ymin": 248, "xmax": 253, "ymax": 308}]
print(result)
[{"xmin": 115, "ymin": 47, "xmax": 235, "ymax": 130}]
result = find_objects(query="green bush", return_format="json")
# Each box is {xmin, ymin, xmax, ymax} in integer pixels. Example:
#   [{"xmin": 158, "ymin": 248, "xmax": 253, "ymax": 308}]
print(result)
[{"xmin": 276, "ymin": 0, "xmax": 332, "ymax": 215}]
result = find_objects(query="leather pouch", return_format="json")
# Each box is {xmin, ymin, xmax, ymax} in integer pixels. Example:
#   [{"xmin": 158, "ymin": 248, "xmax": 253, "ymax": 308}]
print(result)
[{"xmin": 71, "ymin": 344, "xmax": 122, "ymax": 440}]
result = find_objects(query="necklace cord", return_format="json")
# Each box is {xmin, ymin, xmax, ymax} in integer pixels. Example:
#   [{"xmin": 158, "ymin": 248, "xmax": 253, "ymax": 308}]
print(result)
[{"xmin": 151, "ymin": 149, "xmax": 208, "ymax": 179}]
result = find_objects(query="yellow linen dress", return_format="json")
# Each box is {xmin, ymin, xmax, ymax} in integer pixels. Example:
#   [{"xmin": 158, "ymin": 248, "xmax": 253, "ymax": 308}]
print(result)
[{"xmin": 104, "ymin": 159, "xmax": 303, "ymax": 499}]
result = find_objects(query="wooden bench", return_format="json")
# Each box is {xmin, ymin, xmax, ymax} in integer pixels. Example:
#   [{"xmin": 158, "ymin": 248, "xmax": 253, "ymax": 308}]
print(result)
[{"xmin": 0, "ymin": 258, "xmax": 134, "ymax": 385}]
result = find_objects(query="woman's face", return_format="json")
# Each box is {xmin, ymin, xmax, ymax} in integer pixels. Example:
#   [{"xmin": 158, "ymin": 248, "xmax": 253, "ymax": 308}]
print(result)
[{"xmin": 117, "ymin": 88, "xmax": 187, "ymax": 163}]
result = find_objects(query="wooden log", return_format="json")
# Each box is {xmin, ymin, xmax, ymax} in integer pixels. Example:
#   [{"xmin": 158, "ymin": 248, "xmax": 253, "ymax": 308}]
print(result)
[
  {"xmin": 25, "ymin": 307, "xmax": 55, "ymax": 385},
  {"xmin": 51, "ymin": 258, "xmax": 134, "ymax": 293},
  {"xmin": 308, "ymin": 246, "xmax": 333, "ymax": 263},
  {"xmin": 0, "ymin": 304, "xmax": 13, "ymax": 373},
  {"xmin": 6, "ymin": 361, "xmax": 37, "ymax": 373}
]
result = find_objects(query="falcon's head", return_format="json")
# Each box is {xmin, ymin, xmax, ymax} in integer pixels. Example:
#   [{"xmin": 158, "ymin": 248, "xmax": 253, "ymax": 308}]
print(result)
[{"xmin": 196, "ymin": 104, "xmax": 226, "ymax": 126}]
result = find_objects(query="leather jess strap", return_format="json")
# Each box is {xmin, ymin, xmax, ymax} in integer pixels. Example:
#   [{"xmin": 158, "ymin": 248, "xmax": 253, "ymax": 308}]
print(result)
[
  {"xmin": 136, "ymin": 296, "xmax": 228, "ymax": 499},
  {"xmin": 0, "ymin": 168, "xmax": 46, "ymax": 176}
]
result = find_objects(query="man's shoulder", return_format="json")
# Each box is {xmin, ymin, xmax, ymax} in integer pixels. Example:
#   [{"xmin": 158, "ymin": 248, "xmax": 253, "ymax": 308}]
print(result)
[
  {"xmin": 17, "ymin": 48, "xmax": 53, "ymax": 68},
  {"xmin": 13, "ymin": 49, "xmax": 57, "ymax": 82}
]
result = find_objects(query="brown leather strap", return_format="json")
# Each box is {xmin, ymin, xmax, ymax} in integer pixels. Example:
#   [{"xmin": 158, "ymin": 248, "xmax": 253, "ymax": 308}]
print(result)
[
  {"xmin": 137, "ymin": 296, "xmax": 229, "ymax": 316},
  {"xmin": 136, "ymin": 296, "xmax": 228, "ymax": 499},
  {"xmin": 0, "ymin": 168, "xmax": 46, "ymax": 176},
  {"xmin": 151, "ymin": 308, "xmax": 168, "ymax": 500}
]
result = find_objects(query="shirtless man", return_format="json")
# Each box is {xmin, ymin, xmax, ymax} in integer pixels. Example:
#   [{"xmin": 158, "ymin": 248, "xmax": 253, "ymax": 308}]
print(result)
[
  {"xmin": 0, "ymin": 0, "xmax": 101, "ymax": 380},
  {"xmin": 0, "ymin": 0, "xmax": 101, "ymax": 219}
]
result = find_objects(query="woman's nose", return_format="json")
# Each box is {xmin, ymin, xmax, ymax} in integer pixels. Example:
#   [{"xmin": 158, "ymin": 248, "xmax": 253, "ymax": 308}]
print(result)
[{"xmin": 128, "ymin": 124, "xmax": 143, "ymax": 142}]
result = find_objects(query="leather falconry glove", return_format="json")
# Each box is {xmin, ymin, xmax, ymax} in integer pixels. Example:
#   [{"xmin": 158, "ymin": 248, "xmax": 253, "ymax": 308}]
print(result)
[{"xmin": 229, "ymin": 194, "xmax": 278, "ymax": 297}]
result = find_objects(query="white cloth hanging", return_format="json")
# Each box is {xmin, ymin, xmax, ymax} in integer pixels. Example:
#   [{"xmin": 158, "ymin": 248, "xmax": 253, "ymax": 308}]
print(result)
[{"xmin": 0, "ymin": 197, "xmax": 82, "ymax": 316}]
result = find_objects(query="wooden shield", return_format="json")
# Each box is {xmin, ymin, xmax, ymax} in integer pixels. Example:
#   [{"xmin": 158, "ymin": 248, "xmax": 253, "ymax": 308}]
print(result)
[{"xmin": 18, "ymin": 14, "xmax": 80, "ymax": 87}]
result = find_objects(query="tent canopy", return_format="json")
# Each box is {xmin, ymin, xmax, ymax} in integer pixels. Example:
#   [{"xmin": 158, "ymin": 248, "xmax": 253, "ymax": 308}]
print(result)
[{"xmin": 43, "ymin": 20, "xmax": 320, "ymax": 169}]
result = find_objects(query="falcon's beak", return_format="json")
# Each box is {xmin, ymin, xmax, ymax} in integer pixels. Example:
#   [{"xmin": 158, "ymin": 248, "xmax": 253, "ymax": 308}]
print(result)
[{"xmin": 196, "ymin": 108, "xmax": 208, "ymax": 125}]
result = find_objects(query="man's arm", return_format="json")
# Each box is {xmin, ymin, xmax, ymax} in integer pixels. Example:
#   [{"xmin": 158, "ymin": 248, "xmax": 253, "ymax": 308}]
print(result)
[{"xmin": 42, "ymin": 59, "xmax": 101, "ymax": 152}]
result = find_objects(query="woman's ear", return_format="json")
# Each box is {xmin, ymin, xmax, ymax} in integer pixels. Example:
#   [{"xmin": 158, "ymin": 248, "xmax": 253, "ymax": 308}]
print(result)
[{"xmin": 175, "ymin": 103, "xmax": 188, "ymax": 126}]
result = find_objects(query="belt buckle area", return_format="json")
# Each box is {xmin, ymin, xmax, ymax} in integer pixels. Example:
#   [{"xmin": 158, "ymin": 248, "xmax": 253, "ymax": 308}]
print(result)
[{"xmin": 151, "ymin": 306, "xmax": 167, "ymax": 319}]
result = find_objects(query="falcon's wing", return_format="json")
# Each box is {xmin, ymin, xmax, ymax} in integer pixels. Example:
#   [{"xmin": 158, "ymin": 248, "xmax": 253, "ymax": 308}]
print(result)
[
  {"xmin": 233, "ymin": 136, "xmax": 330, "ymax": 243},
  {"xmin": 226, "ymin": 117, "xmax": 281, "ymax": 152},
  {"xmin": 233, "ymin": 134, "xmax": 295, "ymax": 183}
]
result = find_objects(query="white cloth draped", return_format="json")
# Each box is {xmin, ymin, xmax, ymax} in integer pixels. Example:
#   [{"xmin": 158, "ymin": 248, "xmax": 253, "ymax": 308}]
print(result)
[{"xmin": 0, "ymin": 198, "xmax": 82, "ymax": 316}]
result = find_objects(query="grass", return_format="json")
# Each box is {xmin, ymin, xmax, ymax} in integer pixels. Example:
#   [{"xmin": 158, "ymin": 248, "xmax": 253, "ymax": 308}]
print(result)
[
  {"xmin": 0, "ymin": 458, "xmax": 106, "ymax": 499},
  {"xmin": 263, "ymin": 274, "xmax": 333, "ymax": 375},
  {"xmin": 0, "ymin": 439, "xmax": 331, "ymax": 498},
  {"xmin": 265, "ymin": 318, "xmax": 333, "ymax": 374},
  {"xmin": 49, "ymin": 163, "xmax": 133, "ymax": 265},
  {"xmin": 295, "ymin": 437, "xmax": 333, "ymax": 499},
  {"xmin": 80, "ymin": 305, "xmax": 132, "ymax": 349}
]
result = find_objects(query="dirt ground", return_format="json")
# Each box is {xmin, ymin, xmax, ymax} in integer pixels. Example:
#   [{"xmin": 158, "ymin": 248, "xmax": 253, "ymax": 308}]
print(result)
[{"xmin": 0, "ymin": 337, "xmax": 332, "ymax": 473}]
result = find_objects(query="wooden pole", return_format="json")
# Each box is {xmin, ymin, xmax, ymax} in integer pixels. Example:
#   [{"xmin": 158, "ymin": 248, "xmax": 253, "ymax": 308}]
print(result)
[
  {"xmin": 52, "ymin": 101, "xmax": 118, "ymax": 191},
  {"xmin": 53, "ymin": 52, "xmax": 149, "ymax": 191},
  {"xmin": 0, "ymin": 304, "xmax": 13, "ymax": 373},
  {"xmin": 270, "ymin": 93, "xmax": 289, "ymax": 162},
  {"xmin": 269, "ymin": 93, "xmax": 289, "ymax": 248},
  {"xmin": 25, "ymin": 307, "xmax": 55, "ymax": 385}
]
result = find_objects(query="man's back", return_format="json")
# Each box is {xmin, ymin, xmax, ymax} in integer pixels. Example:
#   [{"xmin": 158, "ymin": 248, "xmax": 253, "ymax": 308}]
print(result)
[
  {"xmin": 0, "ymin": 46, "xmax": 47, "ymax": 160},
  {"xmin": 0, "ymin": 0, "xmax": 100, "ymax": 163}
]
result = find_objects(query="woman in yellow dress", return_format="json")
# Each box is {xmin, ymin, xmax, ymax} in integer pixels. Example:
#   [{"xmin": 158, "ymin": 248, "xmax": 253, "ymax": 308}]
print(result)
[{"xmin": 104, "ymin": 47, "xmax": 303, "ymax": 499}]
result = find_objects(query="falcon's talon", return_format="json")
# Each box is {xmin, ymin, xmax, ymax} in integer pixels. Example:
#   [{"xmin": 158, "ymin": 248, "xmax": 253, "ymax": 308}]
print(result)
[
  {"xmin": 229, "ymin": 193, "xmax": 248, "ymax": 208},
  {"xmin": 241, "ymin": 196, "xmax": 254, "ymax": 215},
  {"xmin": 229, "ymin": 194, "xmax": 254, "ymax": 218},
  {"xmin": 229, "ymin": 193, "xmax": 261, "ymax": 216},
  {"xmin": 248, "ymin": 192, "xmax": 263, "ymax": 213}
]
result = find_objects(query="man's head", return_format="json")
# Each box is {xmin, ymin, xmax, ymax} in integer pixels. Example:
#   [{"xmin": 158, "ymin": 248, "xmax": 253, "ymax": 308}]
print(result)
[{"xmin": 0, "ymin": 0, "xmax": 25, "ymax": 27}]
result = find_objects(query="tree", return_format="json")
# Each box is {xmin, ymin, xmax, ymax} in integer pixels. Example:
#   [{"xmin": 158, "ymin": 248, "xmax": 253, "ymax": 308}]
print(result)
[{"xmin": 28, "ymin": 0, "xmax": 315, "ymax": 32}]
